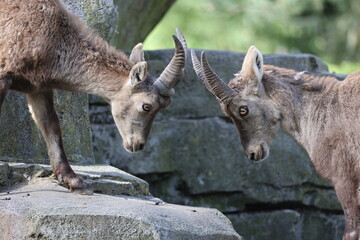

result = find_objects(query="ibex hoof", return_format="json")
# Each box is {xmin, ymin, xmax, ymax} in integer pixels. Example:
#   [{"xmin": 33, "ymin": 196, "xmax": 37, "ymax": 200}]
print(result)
[
  {"xmin": 68, "ymin": 177, "xmax": 93, "ymax": 195},
  {"xmin": 71, "ymin": 185, "xmax": 93, "ymax": 195}
]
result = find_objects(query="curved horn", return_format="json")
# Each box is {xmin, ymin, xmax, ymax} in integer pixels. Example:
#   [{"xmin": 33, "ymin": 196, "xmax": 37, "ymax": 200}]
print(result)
[
  {"xmin": 200, "ymin": 52, "xmax": 234, "ymax": 102},
  {"xmin": 176, "ymin": 28, "xmax": 188, "ymax": 61},
  {"xmin": 154, "ymin": 29, "xmax": 187, "ymax": 96},
  {"xmin": 191, "ymin": 50, "xmax": 215, "ymax": 95}
]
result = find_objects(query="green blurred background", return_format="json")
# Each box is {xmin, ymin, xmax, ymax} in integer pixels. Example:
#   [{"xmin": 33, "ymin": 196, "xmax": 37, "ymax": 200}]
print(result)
[{"xmin": 144, "ymin": 0, "xmax": 360, "ymax": 74}]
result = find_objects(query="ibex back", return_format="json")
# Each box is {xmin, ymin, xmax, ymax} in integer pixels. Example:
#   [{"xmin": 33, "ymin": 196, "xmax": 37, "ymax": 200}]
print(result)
[
  {"xmin": 0, "ymin": 0, "xmax": 187, "ymax": 195},
  {"xmin": 192, "ymin": 47, "xmax": 360, "ymax": 240}
]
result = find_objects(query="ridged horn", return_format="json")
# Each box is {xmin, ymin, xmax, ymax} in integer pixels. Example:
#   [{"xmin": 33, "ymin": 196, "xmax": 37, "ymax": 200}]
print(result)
[
  {"xmin": 191, "ymin": 50, "xmax": 215, "ymax": 95},
  {"xmin": 200, "ymin": 52, "xmax": 234, "ymax": 102},
  {"xmin": 154, "ymin": 29, "xmax": 187, "ymax": 97},
  {"xmin": 176, "ymin": 28, "xmax": 188, "ymax": 61}
]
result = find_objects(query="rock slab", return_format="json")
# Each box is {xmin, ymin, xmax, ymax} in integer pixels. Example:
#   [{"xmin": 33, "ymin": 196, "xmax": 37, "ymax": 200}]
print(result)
[
  {"xmin": 1, "ymin": 162, "xmax": 150, "ymax": 197},
  {"xmin": 0, "ymin": 177, "xmax": 242, "ymax": 240}
]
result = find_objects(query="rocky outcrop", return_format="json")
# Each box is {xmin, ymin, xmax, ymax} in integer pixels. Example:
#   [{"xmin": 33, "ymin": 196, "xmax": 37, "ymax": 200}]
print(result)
[
  {"xmin": 62, "ymin": 0, "xmax": 118, "ymax": 41},
  {"xmin": 229, "ymin": 210, "xmax": 343, "ymax": 240},
  {"xmin": 0, "ymin": 162, "xmax": 242, "ymax": 240},
  {"xmin": 0, "ymin": 162, "xmax": 150, "ymax": 197},
  {"xmin": 90, "ymin": 49, "xmax": 345, "ymax": 239}
]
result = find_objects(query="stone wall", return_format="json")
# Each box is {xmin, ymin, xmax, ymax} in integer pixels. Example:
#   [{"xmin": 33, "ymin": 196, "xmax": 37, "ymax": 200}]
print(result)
[{"xmin": 90, "ymin": 49, "xmax": 345, "ymax": 239}]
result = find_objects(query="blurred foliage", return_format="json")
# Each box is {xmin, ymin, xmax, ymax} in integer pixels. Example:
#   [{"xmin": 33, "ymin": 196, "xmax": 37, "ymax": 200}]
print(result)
[
  {"xmin": 328, "ymin": 61, "xmax": 360, "ymax": 74},
  {"xmin": 144, "ymin": 0, "xmax": 360, "ymax": 73}
]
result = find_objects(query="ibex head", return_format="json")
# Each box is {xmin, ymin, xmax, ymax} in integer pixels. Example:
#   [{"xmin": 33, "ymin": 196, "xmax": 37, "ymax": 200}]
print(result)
[
  {"xmin": 111, "ymin": 29, "xmax": 187, "ymax": 153},
  {"xmin": 192, "ymin": 46, "xmax": 281, "ymax": 161}
]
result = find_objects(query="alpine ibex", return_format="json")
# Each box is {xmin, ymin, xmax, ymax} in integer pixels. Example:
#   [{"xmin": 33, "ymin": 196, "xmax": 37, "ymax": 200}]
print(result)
[
  {"xmin": 0, "ymin": 0, "xmax": 187, "ymax": 195},
  {"xmin": 192, "ymin": 47, "xmax": 360, "ymax": 240}
]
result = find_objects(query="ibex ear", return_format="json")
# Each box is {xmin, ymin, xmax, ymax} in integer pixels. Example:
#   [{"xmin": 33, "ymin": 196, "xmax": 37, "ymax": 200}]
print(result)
[
  {"xmin": 129, "ymin": 43, "xmax": 145, "ymax": 64},
  {"xmin": 241, "ymin": 46, "xmax": 264, "ymax": 84},
  {"xmin": 129, "ymin": 61, "xmax": 147, "ymax": 87}
]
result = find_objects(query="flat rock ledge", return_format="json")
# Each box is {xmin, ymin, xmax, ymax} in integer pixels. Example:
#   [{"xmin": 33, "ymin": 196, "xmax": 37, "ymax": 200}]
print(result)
[
  {"xmin": 0, "ymin": 162, "xmax": 242, "ymax": 240},
  {"xmin": 1, "ymin": 162, "xmax": 150, "ymax": 197}
]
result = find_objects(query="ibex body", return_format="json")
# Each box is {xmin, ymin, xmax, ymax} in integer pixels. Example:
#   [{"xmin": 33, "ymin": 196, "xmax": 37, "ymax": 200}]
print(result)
[
  {"xmin": 193, "ymin": 47, "xmax": 360, "ymax": 240},
  {"xmin": 0, "ymin": 0, "xmax": 187, "ymax": 194}
]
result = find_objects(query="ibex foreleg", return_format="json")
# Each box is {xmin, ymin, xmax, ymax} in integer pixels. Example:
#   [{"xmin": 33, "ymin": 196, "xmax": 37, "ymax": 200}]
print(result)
[
  {"xmin": 26, "ymin": 90, "xmax": 93, "ymax": 195},
  {"xmin": 334, "ymin": 178, "xmax": 360, "ymax": 240}
]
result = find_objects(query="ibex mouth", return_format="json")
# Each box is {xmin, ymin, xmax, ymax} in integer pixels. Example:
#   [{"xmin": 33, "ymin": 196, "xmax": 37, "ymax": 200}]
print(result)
[
  {"xmin": 247, "ymin": 144, "xmax": 269, "ymax": 162},
  {"xmin": 124, "ymin": 142, "xmax": 145, "ymax": 153}
]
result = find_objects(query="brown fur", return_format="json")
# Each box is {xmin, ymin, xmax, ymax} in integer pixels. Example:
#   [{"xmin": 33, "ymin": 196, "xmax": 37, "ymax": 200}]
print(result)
[
  {"xmin": 262, "ymin": 66, "xmax": 360, "ymax": 240},
  {"xmin": 194, "ymin": 46, "xmax": 360, "ymax": 240},
  {"xmin": 0, "ymin": 0, "xmax": 132, "ymax": 96},
  {"xmin": 0, "ymin": 0, "xmax": 186, "ymax": 194}
]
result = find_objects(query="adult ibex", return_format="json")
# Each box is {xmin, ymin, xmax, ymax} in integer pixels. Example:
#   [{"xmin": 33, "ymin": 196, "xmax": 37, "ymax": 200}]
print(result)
[
  {"xmin": 192, "ymin": 47, "xmax": 360, "ymax": 240},
  {"xmin": 0, "ymin": 0, "xmax": 187, "ymax": 195}
]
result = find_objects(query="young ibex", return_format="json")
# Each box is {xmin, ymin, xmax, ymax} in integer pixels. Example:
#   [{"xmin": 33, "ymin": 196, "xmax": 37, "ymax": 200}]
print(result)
[
  {"xmin": 0, "ymin": 0, "xmax": 187, "ymax": 195},
  {"xmin": 192, "ymin": 47, "xmax": 360, "ymax": 240}
]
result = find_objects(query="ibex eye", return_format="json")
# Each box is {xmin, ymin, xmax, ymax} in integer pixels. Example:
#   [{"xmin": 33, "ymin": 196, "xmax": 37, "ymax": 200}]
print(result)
[
  {"xmin": 239, "ymin": 106, "xmax": 249, "ymax": 117},
  {"xmin": 142, "ymin": 104, "xmax": 152, "ymax": 112}
]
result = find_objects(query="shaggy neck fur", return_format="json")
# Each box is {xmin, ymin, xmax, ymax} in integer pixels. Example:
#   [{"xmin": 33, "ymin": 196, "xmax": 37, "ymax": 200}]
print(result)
[
  {"xmin": 49, "ymin": 3, "xmax": 134, "ymax": 101},
  {"xmin": 1, "ymin": 0, "xmax": 135, "ymax": 102},
  {"xmin": 53, "ymin": 31, "xmax": 133, "ymax": 100},
  {"xmin": 262, "ymin": 65, "xmax": 343, "ymax": 165}
]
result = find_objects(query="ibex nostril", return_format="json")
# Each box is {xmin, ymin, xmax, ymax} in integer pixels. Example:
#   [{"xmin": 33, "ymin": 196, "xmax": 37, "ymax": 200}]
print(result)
[{"xmin": 250, "ymin": 153, "xmax": 256, "ymax": 161}]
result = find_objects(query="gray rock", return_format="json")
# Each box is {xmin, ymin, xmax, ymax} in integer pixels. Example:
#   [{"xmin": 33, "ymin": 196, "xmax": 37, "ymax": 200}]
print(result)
[
  {"xmin": 228, "ymin": 210, "xmax": 302, "ymax": 240},
  {"xmin": 6, "ymin": 163, "xmax": 150, "ymax": 197},
  {"xmin": 301, "ymin": 211, "xmax": 344, "ymax": 240},
  {"xmin": 187, "ymin": 192, "xmax": 248, "ymax": 214},
  {"xmin": 62, "ymin": 0, "xmax": 117, "ymax": 41},
  {"xmin": 0, "ymin": 177, "xmax": 242, "ymax": 240},
  {"xmin": 92, "ymin": 122, "xmax": 177, "ymax": 174},
  {"xmin": 0, "ymin": 162, "xmax": 9, "ymax": 186},
  {"xmin": 69, "ymin": 164, "xmax": 151, "ymax": 197},
  {"xmin": 228, "ymin": 210, "xmax": 344, "ymax": 240},
  {"xmin": 7, "ymin": 163, "xmax": 52, "ymax": 185}
]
